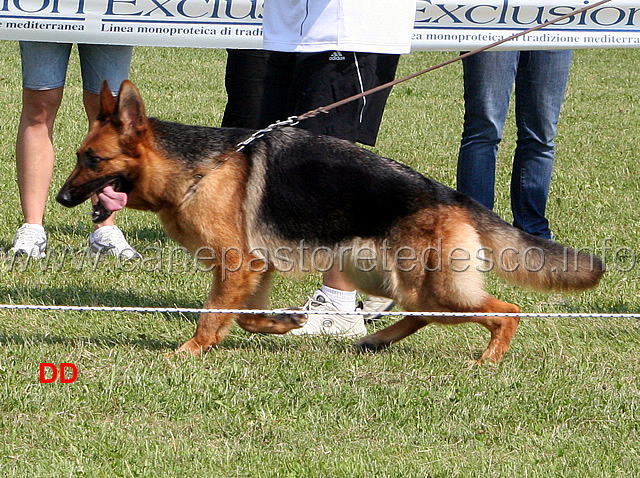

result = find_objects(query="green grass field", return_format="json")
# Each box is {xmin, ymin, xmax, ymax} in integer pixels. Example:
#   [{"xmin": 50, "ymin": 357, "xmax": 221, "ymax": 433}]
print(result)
[{"xmin": 0, "ymin": 43, "xmax": 639, "ymax": 477}]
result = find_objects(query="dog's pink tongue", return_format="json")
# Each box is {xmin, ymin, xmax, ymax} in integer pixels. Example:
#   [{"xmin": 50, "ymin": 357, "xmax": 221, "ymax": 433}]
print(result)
[{"xmin": 98, "ymin": 185, "xmax": 127, "ymax": 212}]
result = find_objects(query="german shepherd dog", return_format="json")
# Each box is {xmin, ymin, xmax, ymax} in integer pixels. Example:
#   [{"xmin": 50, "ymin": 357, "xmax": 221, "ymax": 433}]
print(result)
[{"xmin": 57, "ymin": 80, "xmax": 603, "ymax": 362}]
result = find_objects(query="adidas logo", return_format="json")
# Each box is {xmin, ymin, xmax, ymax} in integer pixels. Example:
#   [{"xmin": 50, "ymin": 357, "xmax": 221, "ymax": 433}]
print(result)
[{"xmin": 329, "ymin": 51, "xmax": 346, "ymax": 61}]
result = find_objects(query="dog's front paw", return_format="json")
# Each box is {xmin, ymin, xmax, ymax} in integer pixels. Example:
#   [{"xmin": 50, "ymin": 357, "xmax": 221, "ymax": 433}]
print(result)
[
  {"xmin": 270, "ymin": 312, "xmax": 307, "ymax": 331},
  {"xmin": 235, "ymin": 312, "xmax": 307, "ymax": 335},
  {"xmin": 175, "ymin": 338, "xmax": 206, "ymax": 356}
]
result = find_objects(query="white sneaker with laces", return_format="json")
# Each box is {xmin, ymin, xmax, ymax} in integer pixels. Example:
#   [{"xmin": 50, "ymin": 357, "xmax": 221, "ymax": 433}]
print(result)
[
  {"xmin": 362, "ymin": 295, "xmax": 395, "ymax": 322},
  {"xmin": 10, "ymin": 224, "xmax": 47, "ymax": 259},
  {"xmin": 88, "ymin": 225, "xmax": 141, "ymax": 260},
  {"xmin": 289, "ymin": 290, "xmax": 367, "ymax": 337}
]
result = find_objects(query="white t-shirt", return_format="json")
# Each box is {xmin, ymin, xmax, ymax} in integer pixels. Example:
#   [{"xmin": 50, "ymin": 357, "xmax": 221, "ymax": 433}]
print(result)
[{"xmin": 262, "ymin": 0, "xmax": 416, "ymax": 54}]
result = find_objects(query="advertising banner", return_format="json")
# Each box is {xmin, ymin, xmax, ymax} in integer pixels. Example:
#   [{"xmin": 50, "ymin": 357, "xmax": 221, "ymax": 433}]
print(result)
[{"xmin": 0, "ymin": 0, "xmax": 638, "ymax": 50}]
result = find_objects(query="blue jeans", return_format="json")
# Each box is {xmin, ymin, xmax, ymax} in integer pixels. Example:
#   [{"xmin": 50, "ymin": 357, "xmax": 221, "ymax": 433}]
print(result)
[
  {"xmin": 456, "ymin": 50, "xmax": 573, "ymax": 239},
  {"xmin": 20, "ymin": 41, "xmax": 133, "ymax": 95}
]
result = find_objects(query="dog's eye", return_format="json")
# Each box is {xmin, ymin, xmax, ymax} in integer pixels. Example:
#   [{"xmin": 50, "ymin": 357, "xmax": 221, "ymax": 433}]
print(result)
[{"xmin": 81, "ymin": 150, "xmax": 109, "ymax": 168}]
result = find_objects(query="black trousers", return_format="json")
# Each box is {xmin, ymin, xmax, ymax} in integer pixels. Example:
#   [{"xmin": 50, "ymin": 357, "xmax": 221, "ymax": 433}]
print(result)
[{"xmin": 221, "ymin": 49, "xmax": 269, "ymax": 129}]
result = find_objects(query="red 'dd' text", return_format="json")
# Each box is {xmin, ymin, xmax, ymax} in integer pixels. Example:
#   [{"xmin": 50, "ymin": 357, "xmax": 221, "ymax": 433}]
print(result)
[{"xmin": 39, "ymin": 363, "xmax": 78, "ymax": 383}]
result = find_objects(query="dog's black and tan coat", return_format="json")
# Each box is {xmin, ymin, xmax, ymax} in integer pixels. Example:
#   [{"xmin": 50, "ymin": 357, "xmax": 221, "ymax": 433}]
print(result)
[{"xmin": 57, "ymin": 81, "xmax": 603, "ymax": 362}]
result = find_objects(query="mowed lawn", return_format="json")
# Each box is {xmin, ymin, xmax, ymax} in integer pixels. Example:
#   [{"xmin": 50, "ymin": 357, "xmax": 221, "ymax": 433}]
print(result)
[{"xmin": 0, "ymin": 42, "xmax": 639, "ymax": 477}]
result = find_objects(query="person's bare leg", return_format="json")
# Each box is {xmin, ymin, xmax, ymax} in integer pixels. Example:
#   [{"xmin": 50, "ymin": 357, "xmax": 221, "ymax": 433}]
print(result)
[
  {"xmin": 16, "ymin": 87, "xmax": 64, "ymax": 225},
  {"xmin": 324, "ymin": 259, "xmax": 394, "ymax": 321},
  {"xmin": 322, "ymin": 266, "xmax": 356, "ymax": 291}
]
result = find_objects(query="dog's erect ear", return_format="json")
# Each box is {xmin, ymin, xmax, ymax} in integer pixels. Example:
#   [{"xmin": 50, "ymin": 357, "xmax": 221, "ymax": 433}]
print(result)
[
  {"xmin": 98, "ymin": 80, "xmax": 116, "ymax": 121},
  {"xmin": 113, "ymin": 80, "xmax": 148, "ymax": 140}
]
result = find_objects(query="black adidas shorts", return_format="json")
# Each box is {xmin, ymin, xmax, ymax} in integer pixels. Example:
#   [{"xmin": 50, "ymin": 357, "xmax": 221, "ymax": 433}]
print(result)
[{"xmin": 259, "ymin": 51, "xmax": 400, "ymax": 146}]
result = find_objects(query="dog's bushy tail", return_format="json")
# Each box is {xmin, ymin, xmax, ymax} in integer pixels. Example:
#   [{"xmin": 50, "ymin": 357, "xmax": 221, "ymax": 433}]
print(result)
[{"xmin": 471, "ymin": 205, "xmax": 604, "ymax": 292}]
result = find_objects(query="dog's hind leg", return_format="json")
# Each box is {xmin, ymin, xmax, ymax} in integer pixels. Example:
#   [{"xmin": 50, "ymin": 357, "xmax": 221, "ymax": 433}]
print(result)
[
  {"xmin": 415, "ymin": 298, "xmax": 521, "ymax": 363},
  {"xmin": 355, "ymin": 298, "xmax": 520, "ymax": 362},
  {"xmin": 234, "ymin": 271, "xmax": 307, "ymax": 334},
  {"xmin": 466, "ymin": 297, "xmax": 521, "ymax": 363},
  {"xmin": 357, "ymin": 218, "xmax": 521, "ymax": 362}
]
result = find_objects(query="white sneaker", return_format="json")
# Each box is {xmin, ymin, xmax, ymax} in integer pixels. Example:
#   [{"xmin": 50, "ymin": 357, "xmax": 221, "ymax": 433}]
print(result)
[
  {"xmin": 289, "ymin": 290, "xmax": 367, "ymax": 337},
  {"xmin": 10, "ymin": 224, "xmax": 47, "ymax": 259},
  {"xmin": 362, "ymin": 295, "xmax": 395, "ymax": 322},
  {"xmin": 88, "ymin": 225, "xmax": 141, "ymax": 260}
]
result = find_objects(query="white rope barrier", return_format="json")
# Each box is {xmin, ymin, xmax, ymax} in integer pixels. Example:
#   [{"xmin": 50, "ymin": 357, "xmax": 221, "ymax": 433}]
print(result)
[{"xmin": 0, "ymin": 303, "xmax": 638, "ymax": 319}]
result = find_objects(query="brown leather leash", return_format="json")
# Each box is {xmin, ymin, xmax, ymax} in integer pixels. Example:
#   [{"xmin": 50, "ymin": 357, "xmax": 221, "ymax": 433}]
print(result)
[{"xmin": 294, "ymin": 0, "xmax": 613, "ymax": 123}]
